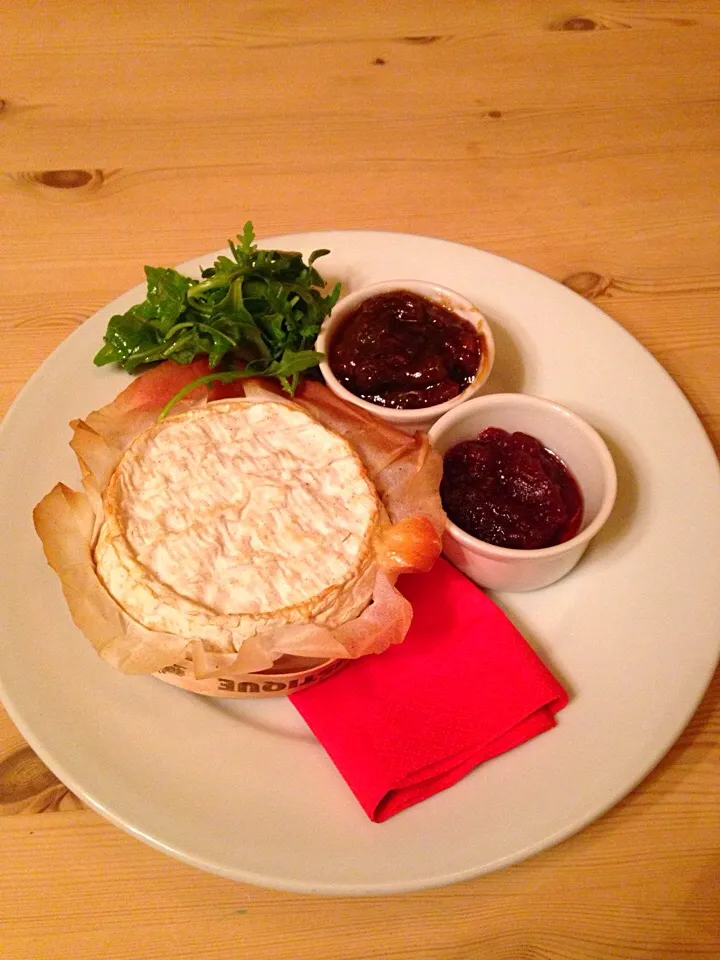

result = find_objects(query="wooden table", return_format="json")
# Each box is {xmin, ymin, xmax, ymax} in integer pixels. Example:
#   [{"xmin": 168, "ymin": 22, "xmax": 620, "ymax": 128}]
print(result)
[{"xmin": 2, "ymin": 2, "xmax": 719, "ymax": 957}]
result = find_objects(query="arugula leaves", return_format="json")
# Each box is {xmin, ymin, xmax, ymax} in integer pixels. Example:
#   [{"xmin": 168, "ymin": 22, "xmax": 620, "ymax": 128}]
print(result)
[{"xmin": 94, "ymin": 222, "xmax": 340, "ymax": 395}]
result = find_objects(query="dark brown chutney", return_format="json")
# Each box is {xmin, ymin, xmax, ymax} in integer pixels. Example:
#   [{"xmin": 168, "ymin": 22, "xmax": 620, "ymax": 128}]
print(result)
[
  {"xmin": 329, "ymin": 290, "xmax": 482, "ymax": 409},
  {"xmin": 441, "ymin": 427, "xmax": 583, "ymax": 550}
]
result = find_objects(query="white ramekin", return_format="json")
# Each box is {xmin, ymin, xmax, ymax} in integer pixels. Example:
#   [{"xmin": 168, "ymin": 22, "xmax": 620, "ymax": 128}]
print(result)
[
  {"xmin": 428, "ymin": 393, "xmax": 617, "ymax": 592},
  {"xmin": 316, "ymin": 280, "xmax": 495, "ymax": 431}
]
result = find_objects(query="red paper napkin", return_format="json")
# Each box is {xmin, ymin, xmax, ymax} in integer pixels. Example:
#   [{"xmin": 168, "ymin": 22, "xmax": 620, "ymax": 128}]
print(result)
[{"xmin": 290, "ymin": 557, "xmax": 568, "ymax": 822}]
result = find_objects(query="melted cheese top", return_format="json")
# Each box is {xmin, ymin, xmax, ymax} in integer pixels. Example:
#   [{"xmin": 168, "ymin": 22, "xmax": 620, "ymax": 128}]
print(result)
[{"xmin": 94, "ymin": 399, "xmax": 381, "ymax": 651}]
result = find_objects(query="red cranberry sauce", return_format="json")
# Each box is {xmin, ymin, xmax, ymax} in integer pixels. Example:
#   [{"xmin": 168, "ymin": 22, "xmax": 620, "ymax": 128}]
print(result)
[{"xmin": 440, "ymin": 427, "xmax": 583, "ymax": 549}]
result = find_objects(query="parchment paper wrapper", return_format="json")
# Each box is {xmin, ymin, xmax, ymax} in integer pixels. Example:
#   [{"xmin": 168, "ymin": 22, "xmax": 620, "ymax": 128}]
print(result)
[{"xmin": 34, "ymin": 360, "xmax": 445, "ymax": 693}]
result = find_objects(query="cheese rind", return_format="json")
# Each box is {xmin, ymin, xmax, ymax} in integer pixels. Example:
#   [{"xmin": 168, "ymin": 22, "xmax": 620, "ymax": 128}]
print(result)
[{"xmin": 94, "ymin": 399, "xmax": 382, "ymax": 651}]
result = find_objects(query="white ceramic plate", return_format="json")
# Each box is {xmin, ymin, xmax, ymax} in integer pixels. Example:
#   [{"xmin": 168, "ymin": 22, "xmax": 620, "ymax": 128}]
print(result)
[{"xmin": 1, "ymin": 232, "xmax": 719, "ymax": 895}]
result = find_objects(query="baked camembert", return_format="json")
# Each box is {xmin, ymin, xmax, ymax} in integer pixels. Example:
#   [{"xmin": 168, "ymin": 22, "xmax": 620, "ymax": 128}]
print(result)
[
  {"xmin": 95, "ymin": 399, "xmax": 383, "ymax": 651},
  {"xmin": 33, "ymin": 362, "xmax": 444, "ymax": 679}
]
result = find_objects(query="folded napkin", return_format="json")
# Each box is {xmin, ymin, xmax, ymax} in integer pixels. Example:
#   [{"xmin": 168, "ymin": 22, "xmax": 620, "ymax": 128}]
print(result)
[{"xmin": 290, "ymin": 557, "xmax": 568, "ymax": 822}]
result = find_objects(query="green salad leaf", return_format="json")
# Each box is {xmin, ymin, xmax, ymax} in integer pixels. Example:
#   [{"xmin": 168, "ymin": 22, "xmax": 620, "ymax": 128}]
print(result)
[{"xmin": 94, "ymin": 221, "xmax": 340, "ymax": 395}]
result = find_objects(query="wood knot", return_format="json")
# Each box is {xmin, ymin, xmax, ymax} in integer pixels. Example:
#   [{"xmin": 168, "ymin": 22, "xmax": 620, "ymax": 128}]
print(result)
[
  {"xmin": 0, "ymin": 99, "xmax": 6, "ymax": 115},
  {"xmin": 12, "ymin": 168, "xmax": 108, "ymax": 197},
  {"xmin": 558, "ymin": 17, "xmax": 601, "ymax": 31},
  {"xmin": 562, "ymin": 271, "xmax": 612, "ymax": 299},
  {"xmin": 0, "ymin": 746, "xmax": 82, "ymax": 814},
  {"xmin": 488, "ymin": 110, "xmax": 502, "ymax": 119},
  {"xmin": 372, "ymin": 57, "xmax": 386, "ymax": 66},
  {"xmin": 0, "ymin": 747, "xmax": 58, "ymax": 803},
  {"xmin": 402, "ymin": 35, "xmax": 441, "ymax": 45},
  {"xmin": 35, "ymin": 169, "xmax": 96, "ymax": 189}
]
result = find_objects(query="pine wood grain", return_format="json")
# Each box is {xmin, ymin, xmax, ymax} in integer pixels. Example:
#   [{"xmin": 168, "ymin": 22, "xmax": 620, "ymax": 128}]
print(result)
[{"xmin": 1, "ymin": 1, "xmax": 719, "ymax": 957}]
